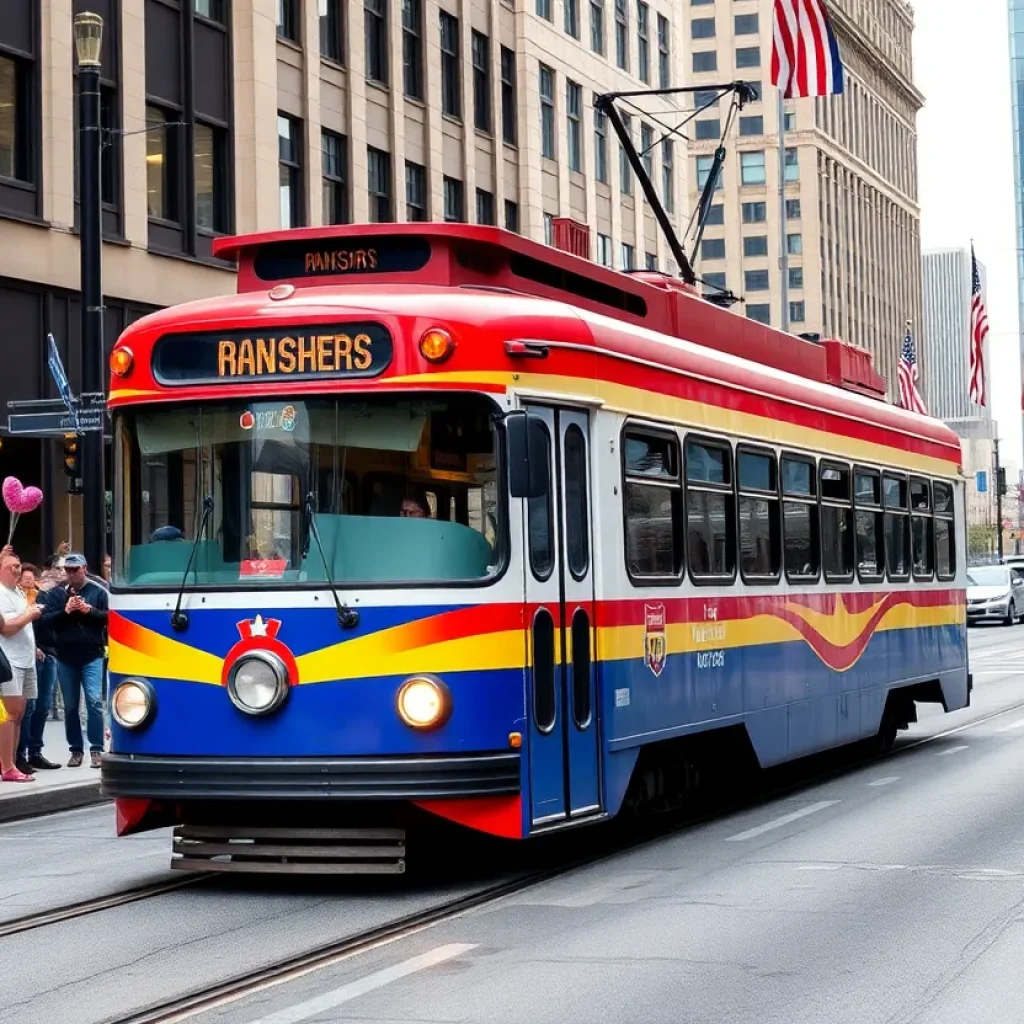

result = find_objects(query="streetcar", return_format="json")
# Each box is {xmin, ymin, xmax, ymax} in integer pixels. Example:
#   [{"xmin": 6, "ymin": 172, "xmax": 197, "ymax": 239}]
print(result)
[{"xmin": 101, "ymin": 223, "xmax": 968, "ymax": 873}]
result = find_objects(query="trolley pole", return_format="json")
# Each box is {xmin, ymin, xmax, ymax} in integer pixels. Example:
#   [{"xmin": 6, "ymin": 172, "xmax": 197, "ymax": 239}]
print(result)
[
  {"xmin": 995, "ymin": 436, "xmax": 1004, "ymax": 562},
  {"xmin": 74, "ymin": 12, "xmax": 106, "ymax": 573}
]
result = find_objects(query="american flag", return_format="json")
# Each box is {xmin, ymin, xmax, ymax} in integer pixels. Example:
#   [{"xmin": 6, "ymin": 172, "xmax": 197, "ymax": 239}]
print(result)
[
  {"xmin": 969, "ymin": 244, "xmax": 989, "ymax": 407},
  {"xmin": 897, "ymin": 323, "xmax": 928, "ymax": 415},
  {"xmin": 771, "ymin": 0, "xmax": 845, "ymax": 99}
]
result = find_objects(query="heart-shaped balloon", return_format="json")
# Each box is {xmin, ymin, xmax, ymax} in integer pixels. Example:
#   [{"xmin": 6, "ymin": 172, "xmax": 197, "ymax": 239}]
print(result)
[{"xmin": 2, "ymin": 477, "xmax": 44, "ymax": 515}]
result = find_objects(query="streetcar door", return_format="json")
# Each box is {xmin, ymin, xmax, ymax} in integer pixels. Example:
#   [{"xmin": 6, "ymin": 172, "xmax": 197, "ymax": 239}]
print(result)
[{"xmin": 522, "ymin": 405, "xmax": 601, "ymax": 828}]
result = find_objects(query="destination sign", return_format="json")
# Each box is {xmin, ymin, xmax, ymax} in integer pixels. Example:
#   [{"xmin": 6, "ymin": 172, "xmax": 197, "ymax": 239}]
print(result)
[
  {"xmin": 251, "ymin": 235, "xmax": 432, "ymax": 282},
  {"xmin": 152, "ymin": 322, "xmax": 393, "ymax": 385}
]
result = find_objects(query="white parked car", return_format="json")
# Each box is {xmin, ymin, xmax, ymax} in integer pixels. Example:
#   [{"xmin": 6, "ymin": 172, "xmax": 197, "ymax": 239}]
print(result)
[{"xmin": 966, "ymin": 565, "xmax": 1024, "ymax": 626}]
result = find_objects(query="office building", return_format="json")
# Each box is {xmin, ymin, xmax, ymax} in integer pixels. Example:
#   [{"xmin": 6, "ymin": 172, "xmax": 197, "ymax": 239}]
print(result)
[{"xmin": 684, "ymin": 0, "xmax": 923, "ymax": 399}]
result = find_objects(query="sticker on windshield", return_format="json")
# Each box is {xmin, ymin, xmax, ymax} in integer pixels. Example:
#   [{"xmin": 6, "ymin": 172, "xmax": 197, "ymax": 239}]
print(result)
[
  {"xmin": 280, "ymin": 405, "xmax": 297, "ymax": 432},
  {"xmin": 239, "ymin": 410, "xmax": 255, "ymax": 430}
]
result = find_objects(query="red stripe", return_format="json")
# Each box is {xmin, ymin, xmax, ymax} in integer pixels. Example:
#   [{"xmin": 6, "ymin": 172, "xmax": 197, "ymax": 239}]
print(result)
[
  {"xmin": 802, "ymin": 0, "xmax": 828, "ymax": 95},
  {"xmin": 772, "ymin": 0, "xmax": 797, "ymax": 95}
]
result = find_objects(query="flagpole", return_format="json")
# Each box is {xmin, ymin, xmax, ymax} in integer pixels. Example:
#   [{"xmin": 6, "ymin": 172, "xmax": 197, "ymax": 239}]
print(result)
[{"xmin": 777, "ymin": 89, "xmax": 790, "ymax": 333}]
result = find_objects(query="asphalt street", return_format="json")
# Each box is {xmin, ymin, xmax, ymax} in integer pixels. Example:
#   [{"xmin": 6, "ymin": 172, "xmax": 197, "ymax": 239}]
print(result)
[{"xmin": 2, "ymin": 623, "xmax": 1024, "ymax": 1024}]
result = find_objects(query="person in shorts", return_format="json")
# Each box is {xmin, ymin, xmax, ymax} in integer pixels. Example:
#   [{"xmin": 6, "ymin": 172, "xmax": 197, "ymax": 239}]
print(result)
[{"xmin": 0, "ymin": 549, "xmax": 42, "ymax": 783}]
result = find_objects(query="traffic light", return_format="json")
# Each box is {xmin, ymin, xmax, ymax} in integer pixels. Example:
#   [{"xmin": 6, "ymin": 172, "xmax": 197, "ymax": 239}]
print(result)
[
  {"xmin": 63, "ymin": 433, "xmax": 80, "ymax": 478},
  {"xmin": 998, "ymin": 467, "xmax": 1008, "ymax": 496}
]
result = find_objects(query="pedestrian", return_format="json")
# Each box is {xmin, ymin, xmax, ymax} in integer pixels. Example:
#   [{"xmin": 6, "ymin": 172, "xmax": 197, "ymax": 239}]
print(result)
[
  {"xmin": 0, "ymin": 549, "xmax": 42, "ymax": 782},
  {"xmin": 17, "ymin": 563, "xmax": 60, "ymax": 772},
  {"xmin": 38, "ymin": 552, "xmax": 108, "ymax": 768}
]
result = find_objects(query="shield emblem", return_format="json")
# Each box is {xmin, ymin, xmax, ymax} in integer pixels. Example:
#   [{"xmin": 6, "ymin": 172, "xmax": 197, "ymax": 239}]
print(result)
[{"xmin": 644, "ymin": 603, "xmax": 667, "ymax": 677}]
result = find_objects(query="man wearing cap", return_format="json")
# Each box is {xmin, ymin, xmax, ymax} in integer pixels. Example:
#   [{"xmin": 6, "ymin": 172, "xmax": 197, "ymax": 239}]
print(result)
[{"xmin": 38, "ymin": 553, "xmax": 108, "ymax": 768}]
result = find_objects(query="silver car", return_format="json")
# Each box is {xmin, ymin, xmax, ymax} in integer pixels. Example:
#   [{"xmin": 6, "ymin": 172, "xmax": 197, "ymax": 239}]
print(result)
[{"xmin": 966, "ymin": 565, "xmax": 1024, "ymax": 626}]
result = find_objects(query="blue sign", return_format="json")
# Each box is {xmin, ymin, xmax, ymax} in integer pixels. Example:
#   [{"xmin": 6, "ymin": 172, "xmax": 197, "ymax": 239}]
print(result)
[
  {"xmin": 46, "ymin": 333, "xmax": 79, "ymax": 431},
  {"xmin": 976, "ymin": 471, "xmax": 988, "ymax": 493}
]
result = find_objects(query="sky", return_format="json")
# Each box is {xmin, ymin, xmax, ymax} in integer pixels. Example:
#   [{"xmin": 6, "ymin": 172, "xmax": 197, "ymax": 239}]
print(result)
[{"xmin": 914, "ymin": 0, "xmax": 1024, "ymax": 467}]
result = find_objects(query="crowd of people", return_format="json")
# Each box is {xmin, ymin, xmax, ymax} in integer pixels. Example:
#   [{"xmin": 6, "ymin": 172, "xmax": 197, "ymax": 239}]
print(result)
[{"xmin": 0, "ymin": 545, "xmax": 110, "ymax": 783}]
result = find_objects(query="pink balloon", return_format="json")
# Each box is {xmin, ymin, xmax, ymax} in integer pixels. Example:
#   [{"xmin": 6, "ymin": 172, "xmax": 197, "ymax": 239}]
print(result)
[
  {"xmin": 16, "ymin": 487, "xmax": 43, "ymax": 514},
  {"xmin": 2, "ymin": 477, "xmax": 44, "ymax": 515}
]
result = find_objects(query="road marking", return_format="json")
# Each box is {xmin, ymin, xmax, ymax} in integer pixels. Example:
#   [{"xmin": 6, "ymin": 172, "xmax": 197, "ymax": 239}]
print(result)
[
  {"xmin": 936, "ymin": 745, "xmax": 969, "ymax": 756},
  {"xmin": 725, "ymin": 800, "xmax": 839, "ymax": 842},
  {"xmin": 242, "ymin": 944, "xmax": 478, "ymax": 1024},
  {"xmin": 995, "ymin": 717, "xmax": 1024, "ymax": 733},
  {"xmin": 867, "ymin": 777, "xmax": 899, "ymax": 787},
  {"xmin": 970, "ymin": 648, "xmax": 1015, "ymax": 659}
]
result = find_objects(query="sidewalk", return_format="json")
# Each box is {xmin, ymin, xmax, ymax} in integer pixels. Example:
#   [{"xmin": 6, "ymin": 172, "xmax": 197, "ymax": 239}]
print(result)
[{"xmin": 0, "ymin": 718, "xmax": 105, "ymax": 823}]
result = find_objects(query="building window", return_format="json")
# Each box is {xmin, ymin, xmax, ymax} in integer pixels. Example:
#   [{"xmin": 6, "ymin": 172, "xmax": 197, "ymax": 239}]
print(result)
[
  {"xmin": 565, "ymin": 0, "xmax": 580, "ymax": 38},
  {"xmin": 735, "ymin": 13, "xmax": 758, "ymax": 34},
  {"xmin": 440, "ymin": 12, "xmax": 461, "ymax": 118},
  {"xmin": 637, "ymin": 1, "xmax": 650, "ymax": 81},
  {"xmin": 321, "ymin": 129, "xmax": 348, "ymax": 225},
  {"xmin": 472, "ymin": 31, "xmax": 491, "ymax": 131},
  {"xmin": 500, "ymin": 48, "xmax": 517, "ymax": 145},
  {"xmin": 694, "ymin": 88, "xmax": 719, "ymax": 108},
  {"xmin": 739, "ymin": 115, "xmax": 763, "ymax": 135},
  {"xmin": 701, "ymin": 238, "xmax": 725, "ymax": 260},
  {"xmin": 615, "ymin": 0, "xmax": 629, "ymax": 70},
  {"xmin": 740, "ymin": 150, "xmax": 766, "ymax": 185},
  {"xmin": 594, "ymin": 107, "xmax": 609, "ymax": 184},
  {"xmin": 786, "ymin": 197, "xmax": 801, "ymax": 219},
  {"xmin": 194, "ymin": 122, "xmax": 229, "ymax": 234},
  {"xmin": 621, "ymin": 242, "xmax": 635, "ymax": 269},
  {"xmin": 146, "ymin": 105, "xmax": 178, "ymax": 222},
  {"xmin": 743, "ymin": 235, "xmax": 768, "ymax": 257},
  {"xmin": 98, "ymin": 86, "xmax": 120, "ymax": 212},
  {"xmin": 591, "ymin": 0, "xmax": 605, "ymax": 53},
  {"xmin": 691, "ymin": 17, "xmax": 715, "ymax": 38},
  {"xmin": 693, "ymin": 51, "xmax": 717, "ymax": 73},
  {"xmin": 619, "ymin": 112, "xmax": 632, "ymax": 194},
  {"xmin": 540, "ymin": 65, "xmax": 555, "ymax": 159},
  {"xmin": 704, "ymin": 203, "xmax": 723, "ymax": 225},
  {"xmin": 784, "ymin": 111, "xmax": 796, "ymax": 130},
  {"xmin": 657, "ymin": 15, "xmax": 670, "ymax": 87},
  {"xmin": 747, "ymin": 304, "xmax": 770, "ymax": 324},
  {"xmin": 476, "ymin": 188, "xmax": 495, "ymax": 224},
  {"xmin": 661, "ymin": 137, "xmax": 674, "ymax": 211},
  {"xmin": 195, "ymin": 0, "xmax": 226, "ymax": 19},
  {"xmin": 402, "ymin": 0, "xmax": 424, "ymax": 99},
  {"xmin": 645, "ymin": 251, "xmax": 657, "ymax": 270},
  {"xmin": 790, "ymin": 300, "xmax": 806, "ymax": 323},
  {"xmin": 788, "ymin": 265, "xmax": 803, "ymax": 288},
  {"xmin": 505, "ymin": 199, "xmax": 519, "ymax": 231},
  {"xmin": 640, "ymin": 122, "xmax": 654, "ymax": 181},
  {"xmin": 537, "ymin": 0, "xmax": 552, "ymax": 20},
  {"xmin": 443, "ymin": 175, "xmax": 464, "ymax": 221},
  {"xmin": 695, "ymin": 154, "xmax": 718, "ymax": 189},
  {"xmin": 742, "ymin": 81, "xmax": 761, "ymax": 100},
  {"xmin": 742, "ymin": 201, "xmax": 766, "ymax": 223},
  {"xmin": 566, "ymin": 81, "xmax": 583, "ymax": 172},
  {"xmin": 784, "ymin": 146, "xmax": 799, "ymax": 181},
  {"xmin": 736, "ymin": 46, "xmax": 760, "ymax": 68},
  {"xmin": 277, "ymin": 113, "xmax": 303, "ymax": 228},
  {"xmin": 277, "ymin": 0, "xmax": 299, "ymax": 41},
  {"xmin": 703, "ymin": 271, "xmax": 726, "ymax": 290},
  {"xmin": 596, "ymin": 232, "xmax": 612, "ymax": 266},
  {"xmin": 405, "ymin": 160, "xmax": 426, "ymax": 221},
  {"xmin": 544, "ymin": 212, "xmax": 555, "ymax": 244},
  {"xmin": 320, "ymin": 0, "xmax": 345, "ymax": 63},
  {"xmin": 365, "ymin": 0, "xmax": 388, "ymax": 83},
  {"xmin": 787, "ymin": 233, "xmax": 803, "ymax": 255},
  {"xmin": 367, "ymin": 146, "xmax": 391, "ymax": 221},
  {"xmin": 695, "ymin": 119, "xmax": 720, "ymax": 140},
  {"xmin": 744, "ymin": 269, "xmax": 769, "ymax": 291}
]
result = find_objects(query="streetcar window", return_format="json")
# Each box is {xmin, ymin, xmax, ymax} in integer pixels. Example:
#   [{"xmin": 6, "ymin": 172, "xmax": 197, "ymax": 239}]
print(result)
[
  {"xmin": 933, "ymin": 480, "xmax": 955, "ymax": 580},
  {"xmin": 686, "ymin": 439, "xmax": 735, "ymax": 581},
  {"xmin": 563, "ymin": 424, "xmax": 589, "ymax": 580},
  {"xmin": 527, "ymin": 421, "xmax": 555, "ymax": 582},
  {"xmin": 782, "ymin": 454, "xmax": 819, "ymax": 581},
  {"xmin": 623, "ymin": 428, "xmax": 683, "ymax": 582},
  {"xmin": 854, "ymin": 468, "xmax": 884, "ymax": 582},
  {"xmin": 820, "ymin": 461, "xmax": 853, "ymax": 582},
  {"xmin": 532, "ymin": 608, "xmax": 557, "ymax": 733},
  {"xmin": 737, "ymin": 446, "xmax": 780, "ymax": 581},
  {"xmin": 911, "ymin": 477, "xmax": 933, "ymax": 579},
  {"xmin": 883, "ymin": 472, "xmax": 910, "ymax": 580}
]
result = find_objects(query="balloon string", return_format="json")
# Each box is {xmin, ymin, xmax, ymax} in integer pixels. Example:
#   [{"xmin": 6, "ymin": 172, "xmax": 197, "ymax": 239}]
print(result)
[{"xmin": 7, "ymin": 511, "xmax": 19, "ymax": 546}]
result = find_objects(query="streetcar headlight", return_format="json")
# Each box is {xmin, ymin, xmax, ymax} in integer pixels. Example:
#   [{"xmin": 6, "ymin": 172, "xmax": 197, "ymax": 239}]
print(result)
[
  {"xmin": 396, "ymin": 676, "xmax": 451, "ymax": 730},
  {"xmin": 111, "ymin": 679, "xmax": 155, "ymax": 729},
  {"xmin": 227, "ymin": 652, "xmax": 289, "ymax": 716}
]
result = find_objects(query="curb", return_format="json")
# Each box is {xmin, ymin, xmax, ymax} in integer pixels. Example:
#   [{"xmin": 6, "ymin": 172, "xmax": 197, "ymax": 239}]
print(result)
[{"xmin": 0, "ymin": 781, "xmax": 106, "ymax": 824}]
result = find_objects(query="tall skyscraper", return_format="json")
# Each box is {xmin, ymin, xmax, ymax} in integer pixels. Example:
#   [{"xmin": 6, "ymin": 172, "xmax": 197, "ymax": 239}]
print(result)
[
  {"xmin": 1010, "ymin": 0, "xmax": 1024, "ymax": 422},
  {"xmin": 684, "ymin": 0, "xmax": 923, "ymax": 400}
]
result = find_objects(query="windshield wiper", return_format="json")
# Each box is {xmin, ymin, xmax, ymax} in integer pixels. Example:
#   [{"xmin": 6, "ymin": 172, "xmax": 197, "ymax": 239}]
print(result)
[
  {"xmin": 170, "ymin": 495, "xmax": 214, "ymax": 633},
  {"xmin": 304, "ymin": 492, "xmax": 359, "ymax": 630}
]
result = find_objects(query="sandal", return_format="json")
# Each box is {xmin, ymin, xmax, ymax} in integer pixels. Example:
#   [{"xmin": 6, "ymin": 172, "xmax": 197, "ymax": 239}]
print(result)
[{"xmin": 1, "ymin": 768, "xmax": 36, "ymax": 782}]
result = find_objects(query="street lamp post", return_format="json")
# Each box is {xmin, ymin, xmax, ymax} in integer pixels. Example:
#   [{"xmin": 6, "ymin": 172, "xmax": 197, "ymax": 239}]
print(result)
[{"xmin": 74, "ymin": 12, "xmax": 106, "ymax": 574}]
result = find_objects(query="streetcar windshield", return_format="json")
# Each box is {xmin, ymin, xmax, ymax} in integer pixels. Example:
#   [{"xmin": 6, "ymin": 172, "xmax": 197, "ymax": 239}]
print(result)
[{"xmin": 114, "ymin": 394, "xmax": 502, "ymax": 587}]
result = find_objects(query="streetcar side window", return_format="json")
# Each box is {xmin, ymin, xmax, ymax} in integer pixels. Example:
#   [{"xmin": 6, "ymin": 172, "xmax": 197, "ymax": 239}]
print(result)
[
  {"xmin": 685, "ymin": 437, "xmax": 736, "ymax": 583},
  {"xmin": 933, "ymin": 480, "xmax": 955, "ymax": 580},
  {"xmin": 883, "ymin": 472, "xmax": 910, "ymax": 580},
  {"xmin": 527, "ymin": 421, "xmax": 555, "ymax": 582},
  {"xmin": 854, "ymin": 467, "xmax": 885, "ymax": 582},
  {"xmin": 623, "ymin": 429, "xmax": 684, "ymax": 582},
  {"xmin": 737, "ymin": 447, "xmax": 780, "ymax": 582},
  {"xmin": 782, "ymin": 454, "xmax": 819, "ymax": 581},
  {"xmin": 820, "ymin": 461, "xmax": 854, "ymax": 582},
  {"xmin": 910, "ymin": 477, "xmax": 933, "ymax": 580}
]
